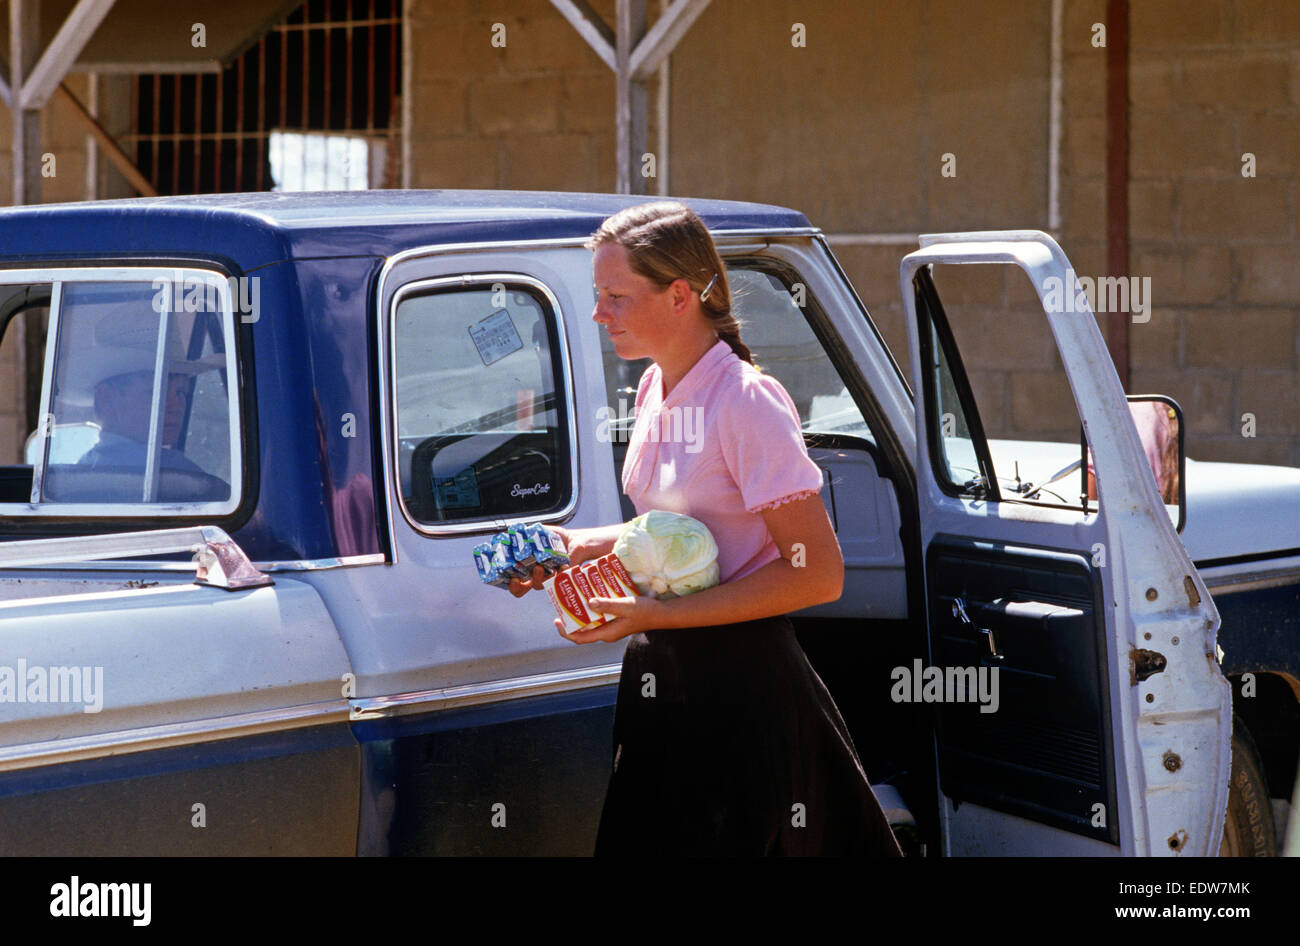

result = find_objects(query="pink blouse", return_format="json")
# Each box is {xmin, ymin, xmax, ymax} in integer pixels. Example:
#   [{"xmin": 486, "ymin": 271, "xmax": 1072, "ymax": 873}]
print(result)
[{"xmin": 620, "ymin": 339, "xmax": 826, "ymax": 583}]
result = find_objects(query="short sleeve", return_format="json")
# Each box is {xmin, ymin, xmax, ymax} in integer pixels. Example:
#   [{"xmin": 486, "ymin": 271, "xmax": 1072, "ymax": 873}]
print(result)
[{"xmin": 717, "ymin": 369, "xmax": 825, "ymax": 513}]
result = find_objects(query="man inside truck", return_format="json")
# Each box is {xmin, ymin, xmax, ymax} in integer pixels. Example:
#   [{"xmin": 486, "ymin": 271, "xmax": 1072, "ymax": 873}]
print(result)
[
  {"xmin": 79, "ymin": 365, "xmax": 207, "ymax": 476},
  {"xmin": 53, "ymin": 329, "xmax": 231, "ymax": 503}
]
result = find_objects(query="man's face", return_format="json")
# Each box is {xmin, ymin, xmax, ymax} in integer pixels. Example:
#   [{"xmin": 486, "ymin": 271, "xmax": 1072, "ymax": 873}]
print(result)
[{"xmin": 96, "ymin": 371, "xmax": 190, "ymax": 446}]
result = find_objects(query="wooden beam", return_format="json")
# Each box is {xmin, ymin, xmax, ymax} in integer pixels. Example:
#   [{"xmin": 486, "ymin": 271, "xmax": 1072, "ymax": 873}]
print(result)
[
  {"xmin": 20, "ymin": 0, "xmax": 117, "ymax": 110},
  {"xmin": 54, "ymin": 82, "xmax": 157, "ymax": 197},
  {"xmin": 11, "ymin": 0, "xmax": 41, "ymax": 205},
  {"xmin": 1105, "ymin": 0, "xmax": 1129, "ymax": 389},
  {"xmin": 629, "ymin": 0, "xmax": 710, "ymax": 81},
  {"xmin": 615, "ymin": 0, "xmax": 648, "ymax": 195},
  {"xmin": 549, "ymin": 0, "xmax": 615, "ymax": 71}
]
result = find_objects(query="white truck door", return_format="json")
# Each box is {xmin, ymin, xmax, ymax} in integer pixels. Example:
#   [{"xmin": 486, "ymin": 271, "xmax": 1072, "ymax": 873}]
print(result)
[{"xmin": 900, "ymin": 230, "xmax": 1231, "ymax": 856}]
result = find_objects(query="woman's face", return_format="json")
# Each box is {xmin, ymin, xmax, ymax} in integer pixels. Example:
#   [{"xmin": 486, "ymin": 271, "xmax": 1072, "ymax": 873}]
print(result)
[{"xmin": 591, "ymin": 242, "xmax": 676, "ymax": 361}]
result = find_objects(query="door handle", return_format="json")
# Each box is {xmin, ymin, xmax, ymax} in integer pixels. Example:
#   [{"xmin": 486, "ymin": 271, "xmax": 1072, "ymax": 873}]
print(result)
[{"xmin": 951, "ymin": 596, "xmax": 1004, "ymax": 662}]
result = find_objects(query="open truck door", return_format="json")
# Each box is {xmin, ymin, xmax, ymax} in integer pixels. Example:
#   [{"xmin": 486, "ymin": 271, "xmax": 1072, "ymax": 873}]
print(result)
[{"xmin": 900, "ymin": 231, "xmax": 1232, "ymax": 856}]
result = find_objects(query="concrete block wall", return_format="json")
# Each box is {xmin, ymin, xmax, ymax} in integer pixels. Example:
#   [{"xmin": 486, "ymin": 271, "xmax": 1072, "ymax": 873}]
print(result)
[
  {"xmin": 0, "ymin": 0, "xmax": 1292, "ymax": 470},
  {"xmin": 406, "ymin": 0, "xmax": 618, "ymax": 192},
  {"xmin": 1122, "ymin": 0, "xmax": 1300, "ymax": 467}
]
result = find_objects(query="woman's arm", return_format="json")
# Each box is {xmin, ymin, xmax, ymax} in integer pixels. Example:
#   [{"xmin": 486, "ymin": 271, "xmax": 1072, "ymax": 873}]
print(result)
[{"xmin": 559, "ymin": 494, "xmax": 843, "ymax": 643}]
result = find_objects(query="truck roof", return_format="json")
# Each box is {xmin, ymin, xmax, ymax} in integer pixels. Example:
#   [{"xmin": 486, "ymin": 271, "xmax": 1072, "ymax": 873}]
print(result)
[{"xmin": 0, "ymin": 190, "xmax": 815, "ymax": 266}]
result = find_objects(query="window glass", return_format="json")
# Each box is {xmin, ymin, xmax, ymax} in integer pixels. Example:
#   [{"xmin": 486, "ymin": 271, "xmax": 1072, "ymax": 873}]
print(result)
[
  {"xmin": 924, "ymin": 264, "xmax": 1088, "ymax": 509},
  {"xmin": 598, "ymin": 261, "xmax": 875, "ymax": 441},
  {"xmin": 926, "ymin": 316, "xmax": 982, "ymax": 493},
  {"xmin": 728, "ymin": 265, "xmax": 872, "ymax": 438},
  {"xmin": 40, "ymin": 280, "xmax": 232, "ymax": 505},
  {"xmin": 394, "ymin": 281, "xmax": 570, "ymax": 526}
]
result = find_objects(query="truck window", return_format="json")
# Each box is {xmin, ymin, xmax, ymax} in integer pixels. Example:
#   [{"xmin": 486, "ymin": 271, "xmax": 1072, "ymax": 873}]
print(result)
[
  {"xmin": 919, "ymin": 264, "xmax": 1089, "ymax": 511},
  {"xmin": 600, "ymin": 259, "xmax": 878, "ymax": 443},
  {"xmin": 392, "ymin": 278, "xmax": 572, "ymax": 529},
  {"xmin": 0, "ymin": 272, "xmax": 238, "ymax": 511}
]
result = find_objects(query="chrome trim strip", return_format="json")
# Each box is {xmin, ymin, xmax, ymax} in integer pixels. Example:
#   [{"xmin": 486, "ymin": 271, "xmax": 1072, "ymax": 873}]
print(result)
[
  {"xmin": 256, "ymin": 553, "xmax": 389, "ymax": 571},
  {"xmin": 143, "ymin": 299, "xmax": 172, "ymax": 502},
  {"xmin": 348, "ymin": 662, "xmax": 623, "ymax": 720},
  {"xmin": 387, "ymin": 273, "xmax": 581, "ymax": 537},
  {"xmin": 0, "ymin": 665, "xmax": 621, "ymax": 771},
  {"xmin": 0, "ymin": 525, "xmax": 272, "ymax": 589},
  {"xmin": 0, "ymin": 699, "xmax": 352, "ymax": 773},
  {"xmin": 1199, "ymin": 557, "xmax": 1300, "ymax": 595},
  {"xmin": 29, "ymin": 280, "xmax": 62, "ymax": 504},
  {"xmin": 0, "ymin": 553, "xmax": 389, "ymax": 574},
  {"xmin": 0, "ymin": 265, "xmax": 243, "ymax": 518}
]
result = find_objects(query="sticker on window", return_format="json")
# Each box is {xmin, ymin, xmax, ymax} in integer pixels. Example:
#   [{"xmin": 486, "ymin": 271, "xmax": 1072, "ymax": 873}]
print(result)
[
  {"xmin": 468, "ymin": 309, "xmax": 524, "ymax": 367},
  {"xmin": 433, "ymin": 466, "xmax": 481, "ymax": 509}
]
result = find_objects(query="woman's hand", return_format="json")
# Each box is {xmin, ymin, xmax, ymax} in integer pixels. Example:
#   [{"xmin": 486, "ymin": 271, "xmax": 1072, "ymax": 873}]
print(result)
[
  {"xmin": 556, "ymin": 595, "xmax": 664, "ymax": 644},
  {"xmin": 508, "ymin": 564, "xmax": 551, "ymax": 597},
  {"xmin": 556, "ymin": 524, "xmax": 630, "ymax": 568},
  {"xmin": 507, "ymin": 523, "xmax": 622, "ymax": 596}
]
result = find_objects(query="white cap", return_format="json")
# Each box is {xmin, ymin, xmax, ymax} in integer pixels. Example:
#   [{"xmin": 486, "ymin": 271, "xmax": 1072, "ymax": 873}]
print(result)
[{"xmin": 57, "ymin": 311, "xmax": 224, "ymax": 407}]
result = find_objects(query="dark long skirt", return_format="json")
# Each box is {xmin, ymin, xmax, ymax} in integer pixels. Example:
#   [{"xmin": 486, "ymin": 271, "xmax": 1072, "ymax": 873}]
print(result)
[{"xmin": 594, "ymin": 614, "xmax": 904, "ymax": 856}]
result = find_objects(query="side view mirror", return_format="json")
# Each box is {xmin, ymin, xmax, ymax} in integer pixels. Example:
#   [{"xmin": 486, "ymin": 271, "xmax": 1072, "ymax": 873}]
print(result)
[{"xmin": 1082, "ymin": 394, "xmax": 1186, "ymax": 533}]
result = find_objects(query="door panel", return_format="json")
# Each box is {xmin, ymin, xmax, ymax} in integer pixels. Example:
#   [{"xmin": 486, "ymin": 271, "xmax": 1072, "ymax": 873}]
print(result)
[
  {"xmin": 805, "ymin": 437, "xmax": 905, "ymax": 619},
  {"xmin": 929, "ymin": 536, "xmax": 1117, "ymax": 845}
]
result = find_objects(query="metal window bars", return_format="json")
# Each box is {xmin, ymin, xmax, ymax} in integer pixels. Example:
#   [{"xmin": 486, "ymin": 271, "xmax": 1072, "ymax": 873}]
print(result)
[{"xmin": 125, "ymin": 0, "xmax": 401, "ymax": 195}]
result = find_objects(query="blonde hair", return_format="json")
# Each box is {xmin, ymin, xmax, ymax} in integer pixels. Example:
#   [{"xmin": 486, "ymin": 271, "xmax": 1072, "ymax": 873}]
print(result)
[{"xmin": 586, "ymin": 201, "xmax": 754, "ymax": 365}]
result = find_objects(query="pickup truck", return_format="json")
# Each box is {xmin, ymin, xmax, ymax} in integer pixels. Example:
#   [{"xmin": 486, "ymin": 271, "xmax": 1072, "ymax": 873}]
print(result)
[{"xmin": 0, "ymin": 190, "xmax": 1295, "ymax": 857}]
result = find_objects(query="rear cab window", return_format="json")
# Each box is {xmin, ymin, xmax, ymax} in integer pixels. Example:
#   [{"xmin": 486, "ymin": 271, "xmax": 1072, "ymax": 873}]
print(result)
[{"xmin": 0, "ymin": 268, "xmax": 241, "ymax": 516}]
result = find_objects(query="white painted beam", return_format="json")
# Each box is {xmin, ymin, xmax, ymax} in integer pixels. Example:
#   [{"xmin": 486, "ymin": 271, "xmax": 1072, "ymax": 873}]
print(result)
[
  {"xmin": 19, "ymin": 0, "xmax": 117, "ymax": 110},
  {"xmin": 629, "ymin": 0, "xmax": 710, "ymax": 81},
  {"xmin": 549, "ymin": 0, "xmax": 615, "ymax": 71}
]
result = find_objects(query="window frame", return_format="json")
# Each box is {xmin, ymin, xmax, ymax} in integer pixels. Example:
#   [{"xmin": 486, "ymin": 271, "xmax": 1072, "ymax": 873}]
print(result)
[
  {"xmin": 387, "ymin": 271, "xmax": 579, "ymax": 537},
  {"xmin": 0, "ymin": 265, "xmax": 243, "ymax": 519}
]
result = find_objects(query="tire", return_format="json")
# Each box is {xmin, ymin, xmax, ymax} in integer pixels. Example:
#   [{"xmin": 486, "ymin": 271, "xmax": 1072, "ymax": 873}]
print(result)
[{"xmin": 1219, "ymin": 715, "xmax": 1276, "ymax": 857}]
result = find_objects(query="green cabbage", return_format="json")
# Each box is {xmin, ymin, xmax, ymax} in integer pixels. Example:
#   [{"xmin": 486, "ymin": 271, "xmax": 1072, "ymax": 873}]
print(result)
[{"xmin": 612, "ymin": 510, "xmax": 720, "ymax": 599}]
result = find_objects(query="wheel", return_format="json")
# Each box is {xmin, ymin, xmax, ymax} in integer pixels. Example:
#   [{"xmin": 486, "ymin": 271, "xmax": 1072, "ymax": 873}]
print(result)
[{"xmin": 1219, "ymin": 715, "xmax": 1276, "ymax": 856}]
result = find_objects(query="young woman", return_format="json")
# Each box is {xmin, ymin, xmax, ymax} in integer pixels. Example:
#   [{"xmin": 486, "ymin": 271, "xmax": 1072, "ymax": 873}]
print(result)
[{"xmin": 512, "ymin": 201, "xmax": 902, "ymax": 856}]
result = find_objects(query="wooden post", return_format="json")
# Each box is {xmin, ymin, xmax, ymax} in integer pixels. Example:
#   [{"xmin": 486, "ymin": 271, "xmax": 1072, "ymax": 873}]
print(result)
[
  {"xmin": 1104, "ymin": 0, "xmax": 1129, "ymax": 389},
  {"xmin": 11, "ymin": 0, "xmax": 41, "ymax": 205},
  {"xmin": 615, "ymin": 0, "xmax": 648, "ymax": 195}
]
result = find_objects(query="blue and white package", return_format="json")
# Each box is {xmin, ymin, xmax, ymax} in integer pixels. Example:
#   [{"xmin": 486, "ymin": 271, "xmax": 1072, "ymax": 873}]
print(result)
[
  {"xmin": 526, "ymin": 523, "xmax": 570, "ymax": 572},
  {"xmin": 489, "ymin": 533, "xmax": 529, "ymax": 580},
  {"xmin": 473, "ymin": 541, "xmax": 512, "ymax": 588},
  {"xmin": 508, "ymin": 524, "xmax": 540, "ymax": 571}
]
